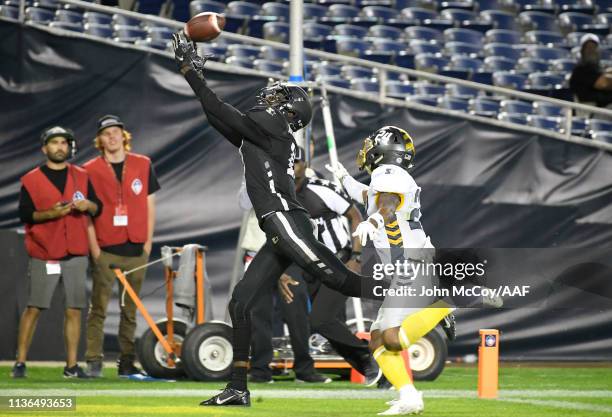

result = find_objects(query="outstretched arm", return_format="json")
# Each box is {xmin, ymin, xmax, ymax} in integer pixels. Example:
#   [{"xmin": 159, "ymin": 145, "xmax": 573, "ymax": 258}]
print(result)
[{"xmin": 352, "ymin": 192, "xmax": 401, "ymax": 246}]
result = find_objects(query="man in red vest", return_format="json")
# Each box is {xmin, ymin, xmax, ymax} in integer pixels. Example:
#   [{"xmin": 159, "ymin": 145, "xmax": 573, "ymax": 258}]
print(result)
[
  {"xmin": 83, "ymin": 115, "xmax": 160, "ymax": 377},
  {"xmin": 12, "ymin": 126, "xmax": 101, "ymax": 379}
]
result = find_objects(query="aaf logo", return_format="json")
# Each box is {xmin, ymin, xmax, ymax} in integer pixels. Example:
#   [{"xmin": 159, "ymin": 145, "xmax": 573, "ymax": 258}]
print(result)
[
  {"xmin": 485, "ymin": 335, "xmax": 497, "ymax": 347},
  {"xmin": 72, "ymin": 191, "xmax": 85, "ymax": 201},
  {"xmin": 131, "ymin": 178, "xmax": 143, "ymax": 195}
]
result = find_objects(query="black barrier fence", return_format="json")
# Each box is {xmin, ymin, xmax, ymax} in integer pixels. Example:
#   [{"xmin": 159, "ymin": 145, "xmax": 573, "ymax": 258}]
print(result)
[{"xmin": 1, "ymin": 21, "xmax": 612, "ymax": 360}]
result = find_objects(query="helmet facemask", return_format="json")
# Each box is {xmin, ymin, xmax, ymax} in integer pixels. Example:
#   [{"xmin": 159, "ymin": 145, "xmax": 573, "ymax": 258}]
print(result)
[{"xmin": 256, "ymin": 83, "xmax": 312, "ymax": 132}]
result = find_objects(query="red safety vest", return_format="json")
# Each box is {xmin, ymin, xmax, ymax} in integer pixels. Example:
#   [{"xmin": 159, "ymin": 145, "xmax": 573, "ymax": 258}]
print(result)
[
  {"xmin": 84, "ymin": 153, "xmax": 150, "ymax": 247},
  {"xmin": 21, "ymin": 164, "xmax": 90, "ymax": 260}
]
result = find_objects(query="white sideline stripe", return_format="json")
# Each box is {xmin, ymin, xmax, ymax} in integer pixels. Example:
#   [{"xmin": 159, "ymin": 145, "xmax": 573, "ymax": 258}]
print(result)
[
  {"xmin": 2, "ymin": 389, "xmax": 611, "ymax": 399},
  {"xmin": 504, "ymin": 398, "xmax": 612, "ymax": 414},
  {"xmin": 276, "ymin": 212, "xmax": 320, "ymax": 262}
]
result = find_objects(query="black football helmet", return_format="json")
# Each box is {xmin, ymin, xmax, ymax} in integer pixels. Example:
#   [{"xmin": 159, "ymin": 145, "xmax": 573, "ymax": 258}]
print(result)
[
  {"xmin": 41, "ymin": 126, "xmax": 77, "ymax": 158},
  {"xmin": 357, "ymin": 126, "xmax": 415, "ymax": 174},
  {"xmin": 256, "ymin": 83, "xmax": 312, "ymax": 132}
]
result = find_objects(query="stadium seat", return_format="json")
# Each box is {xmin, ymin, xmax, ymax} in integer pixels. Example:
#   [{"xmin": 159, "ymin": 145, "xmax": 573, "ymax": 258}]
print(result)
[
  {"xmin": 335, "ymin": 38, "xmax": 369, "ymax": 57},
  {"xmin": 483, "ymin": 43, "xmax": 522, "ymax": 61},
  {"xmin": 440, "ymin": 1, "xmax": 476, "ymax": 11},
  {"xmin": 84, "ymin": 23, "xmax": 113, "ymax": 38},
  {"xmin": 445, "ymin": 41, "xmax": 481, "ymax": 57},
  {"xmin": 325, "ymin": 4, "xmax": 360, "ymax": 21},
  {"xmin": 498, "ymin": 112, "xmax": 528, "ymax": 124},
  {"xmin": 114, "ymin": 25, "xmax": 147, "ymax": 43},
  {"xmin": 558, "ymin": 12, "xmax": 594, "ymax": 34},
  {"xmin": 517, "ymin": 57, "xmax": 549, "ymax": 72},
  {"xmin": 493, "ymin": 72, "xmax": 527, "ymax": 89},
  {"xmin": 438, "ymin": 96, "xmax": 470, "ymax": 111},
  {"xmin": 253, "ymin": 59, "xmax": 284, "ymax": 73},
  {"xmin": 361, "ymin": 5, "xmax": 397, "ymax": 20},
  {"xmin": 386, "ymin": 80, "xmax": 416, "ymax": 98},
  {"xmin": 190, "ymin": 0, "xmax": 226, "ymax": 17},
  {"xmin": 395, "ymin": 51, "xmax": 416, "ymax": 68},
  {"xmin": 588, "ymin": 119, "xmax": 612, "ymax": 136},
  {"xmin": 0, "ymin": 5, "xmax": 19, "ymax": 18},
  {"xmin": 334, "ymin": 24, "xmax": 368, "ymax": 37},
  {"xmin": 409, "ymin": 95, "xmax": 440, "ymax": 106},
  {"xmin": 444, "ymin": 28, "xmax": 484, "ymax": 45},
  {"xmin": 527, "ymin": 72, "xmax": 565, "ymax": 90},
  {"xmin": 112, "ymin": 14, "xmax": 141, "ymax": 27},
  {"xmin": 316, "ymin": 61, "xmax": 343, "ymax": 77},
  {"xmin": 484, "ymin": 29, "xmax": 521, "ymax": 44},
  {"xmin": 563, "ymin": 117, "xmax": 588, "ymax": 136},
  {"xmin": 592, "ymin": 132, "xmax": 612, "ymax": 144},
  {"xmin": 367, "ymin": 24, "xmax": 403, "ymax": 40},
  {"xmin": 500, "ymin": 99, "xmax": 533, "ymax": 114},
  {"xmin": 83, "ymin": 11, "xmax": 112, "ymax": 25},
  {"xmin": 342, "ymin": 65, "xmax": 375, "ymax": 79},
  {"xmin": 225, "ymin": 1, "xmax": 260, "ymax": 33},
  {"xmin": 528, "ymin": 115, "xmax": 561, "ymax": 130},
  {"xmin": 415, "ymin": 82, "xmax": 446, "ymax": 95},
  {"xmin": 55, "ymin": 9, "xmax": 83, "ymax": 24},
  {"xmin": 565, "ymin": 31, "xmax": 591, "ymax": 47},
  {"xmin": 351, "ymin": 78, "xmax": 379, "ymax": 93},
  {"xmin": 483, "ymin": 55, "xmax": 516, "ymax": 71},
  {"xmin": 396, "ymin": 0, "xmax": 438, "ymax": 9},
  {"xmin": 447, "ymin": 83, "xmax": 479, "ymax": 99},
  {"xmin": 225, "ymin": 56, "xmax": 254, "ymax": 69},
  {"xmin": 596, "ymin": 13, "xmax": 612, "ymax": 27},
  {"xmin": 25, "ymin": 6, "xmax": 54, "ymax": 23},
  {"xmin": 171, "ymin": 0, "xmax": 189, "ymax": 22},
  {"xmin": 200, "ymin": 43, "xmax": 228, "ymax": 61},
  {"xmin": 533, "ymin": 101, "xmax": 564, "ymax": 117},
  {"xmin": 262, "ymin": 22, "xmax": 289, "ymax": 42},
  {"xmin": 470, "ymin": 96, "xmax": 500, "ymax": 117},
  {"xmin": 32, "ymin": 0, "xmax": 59, "ymax": 11},
  {"xmin": 404, "ymin": 26, "xmax": 444, "ymax": 42},
  {"xmin": 450, "ymin": 56, "xmax": 483, "ymax": 72},
  {"xmin": 524, "ymin": 30, "xmax": 566, "ymax": 46},
  {"xmin": 303, "ymin": 3, "xmax": 328, "ymax": 20},
  {"xmin": 260, "ymin": 2, "xmax": 290, "ymax": 20},
  {"xmin": 518, "ymin": 11, "xmax": 557, "ymax": 32},
  {"xmin": 475, "ymin": 0, "xmax": 501, "ymax": 11},
  {"xmin": 440, "ymin": 8, "xmax": 477, "ymax": 24},
  {"xmin": 147, "ymin": 26, "xmax": 174, "ymax": 41},
  {"xmin": 422, "ymin": 19, "xmax": 454, "ymax": 32},
  {"xmin": 370, "ymin": 39, "xmax": 406, "ymax": 54},
  {"xmin": 134, "ymin": 38, "xmax": 169, "ymax": 50},
  {"xmin": 410, "ymin": 39, "xmax": 442, "ymax": 54},
  {"xmin": 550, "ymin": 58, "xmax": 576, "ymax": 72},
  {"xmin": 415, "ymin": 53, "xmax": 449, "ymax": 72},
  {"xmin": 480, "ymin": 9, "xmax": 516, "ymax": 30},
  {"xmin": 526, "ymin": 45, "xmax": 569, "ymax": 60},
  {"xmin": 49, "ymin": 21, "xmax": 83, "ymax": 32},
  {"xmin": 542, "ymin": 0, "xmax": 595, "ymax": 14},
  {"xmin": 401, "ymin": 6, "xmax": 438, "ymax": 22},
  {"xmin": 227, "ymin": 44, "xmax": 262, "ymax": 60},
  {"xmin": 303, "ymin": 22, "xmax": 333, "ymax": 47},
  {"xmin": 317, "ymin": 75, "xmax": 351, "ymax": 88}
]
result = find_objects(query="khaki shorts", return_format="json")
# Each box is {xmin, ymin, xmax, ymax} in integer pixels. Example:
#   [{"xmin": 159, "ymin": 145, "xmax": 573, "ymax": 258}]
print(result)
[{"xmin": 27, "ymin": 256, "xmax": 88, "ymax": 309}]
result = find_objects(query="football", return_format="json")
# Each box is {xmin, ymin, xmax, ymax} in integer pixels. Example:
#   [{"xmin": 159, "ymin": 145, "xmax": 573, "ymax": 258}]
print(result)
[{"xmin": 184, "ymin": 12, "xmax": 226, "ymax": 42}]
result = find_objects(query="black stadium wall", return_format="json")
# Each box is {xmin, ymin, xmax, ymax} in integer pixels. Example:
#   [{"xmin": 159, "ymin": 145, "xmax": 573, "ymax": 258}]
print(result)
[{"xmin": 1, "ymin": 21, "xmax": 611, "ymax": 360}]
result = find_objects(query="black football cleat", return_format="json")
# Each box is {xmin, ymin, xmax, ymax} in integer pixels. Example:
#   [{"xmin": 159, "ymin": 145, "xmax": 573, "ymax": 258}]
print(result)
[
  {"xmin": 200, "ymin": 385, "xmax": 251, "ymax": 407},
  {"xmin": 442, "ymin": 312, "xmax": 456, "ymax": 341}
]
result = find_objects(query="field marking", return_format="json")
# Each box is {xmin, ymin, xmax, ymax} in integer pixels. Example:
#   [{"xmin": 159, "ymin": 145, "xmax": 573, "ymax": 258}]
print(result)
[
  {"xmin": 2, "ymin": 389, "xmax": 612, "ymax": 400},
  {"xmin": 504, "ymin": 398, "xmax": 612, "ymax": 414}
]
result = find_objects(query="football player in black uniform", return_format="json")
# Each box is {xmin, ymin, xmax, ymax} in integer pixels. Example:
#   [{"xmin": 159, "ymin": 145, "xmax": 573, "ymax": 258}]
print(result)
[{"xmin": 172, "ymin": 32, "xmax": 384, "ymax": 407}]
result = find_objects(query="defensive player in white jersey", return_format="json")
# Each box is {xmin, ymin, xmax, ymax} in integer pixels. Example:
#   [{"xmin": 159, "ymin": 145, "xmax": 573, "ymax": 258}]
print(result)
[{"xmin": 328, "ymin": 126, "xmax": 455, "ymax": 415}]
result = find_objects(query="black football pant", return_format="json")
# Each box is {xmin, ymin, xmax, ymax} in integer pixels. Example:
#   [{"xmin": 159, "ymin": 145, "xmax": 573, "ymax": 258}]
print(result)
[{"xmin": 228, "ymin": 210, "xmax": 383, "ymax": 387}]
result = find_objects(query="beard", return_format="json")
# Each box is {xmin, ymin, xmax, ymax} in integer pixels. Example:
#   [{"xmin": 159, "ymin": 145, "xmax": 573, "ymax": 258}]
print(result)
[{"xmin": 48, "ymin": 151, "xmax": 67, "ymax": 163}]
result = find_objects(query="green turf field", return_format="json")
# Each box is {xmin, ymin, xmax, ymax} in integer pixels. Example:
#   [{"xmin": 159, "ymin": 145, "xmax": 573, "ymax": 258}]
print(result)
[{"xmin": 1, "ymin": 365, "xmax": 611, "ymax": 416}]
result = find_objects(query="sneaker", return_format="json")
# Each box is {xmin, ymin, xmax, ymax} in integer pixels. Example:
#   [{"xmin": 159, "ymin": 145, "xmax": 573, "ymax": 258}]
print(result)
[
  {"xmin": 377, "ymin": 375, "xmax": 392, "ymax": 390},
  {"xmin": 63, "ymin": 364, "xmax": 89, "ymax": 379},
  {"xmin": 117, "ymin": 358, "xmax": 145, "ymax": 377},
  {"xmin": 200, "ymin": 385, "xmax": 251, "ymax": 407},
  {"xmin": 378, "ymin": 391, "xmax": 424, "ymax": 415},
  {"xmin": 295, "ymin": 372, "xmax": 332, "ymax": 384},
  {"xmin": 442, "ymin": 312, "xmax": 456, "ymax": 341},
  {"xmin": 249, "ymin": 375, "xmax": 274, "ymax": 384},
  {"xmin": 11, "ymin": 362, "xmax": 26, "ymax": 378},
  {"xmin": 86, "ymin": 361, "xmax": 103, "ymax": 378}
]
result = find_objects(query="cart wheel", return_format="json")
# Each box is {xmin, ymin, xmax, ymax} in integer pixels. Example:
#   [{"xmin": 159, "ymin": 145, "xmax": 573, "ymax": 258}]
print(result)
[
  {"xmin": 137, "ymin": 319, "xmax": 188, "ymax": 379},
  {"xmin": 409, "ymin": 327, "xmax": 448, "ymax": 381},
  {"xmin": 181, "ymin": 322, "xmax": 233, "ymax": 381}
]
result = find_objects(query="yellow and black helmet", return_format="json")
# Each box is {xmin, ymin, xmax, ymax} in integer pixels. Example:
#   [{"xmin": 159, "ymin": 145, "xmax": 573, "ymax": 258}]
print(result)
[{"xmin": 356, "ymin": 126, "xmax": 415, "ymax": 174}]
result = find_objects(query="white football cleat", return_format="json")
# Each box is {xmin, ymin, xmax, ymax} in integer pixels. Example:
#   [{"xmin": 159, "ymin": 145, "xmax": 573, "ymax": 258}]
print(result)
[{"xmin": 378, "ymin": 391, "xmax": 424, "ymax": 415}]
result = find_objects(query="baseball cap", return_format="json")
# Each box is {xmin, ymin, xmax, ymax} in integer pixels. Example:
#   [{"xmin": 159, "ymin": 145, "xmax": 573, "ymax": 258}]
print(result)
[
  {"xmin": 580, "ymin": 33, "xmax": 600, "ymax": 48},
  {"xmin": 41, "ymin": 126, "xmax": 74, "ymax": 145},
  {"xmin": 97, "ymin": 115, "xmax": 125, "ymax": 133}
]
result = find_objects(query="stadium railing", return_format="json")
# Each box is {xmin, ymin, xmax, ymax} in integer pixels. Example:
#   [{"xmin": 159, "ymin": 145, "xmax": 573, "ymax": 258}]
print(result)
[{"xmin": 8, "ymin": 0, "xmax": 612, "ymax": 152}]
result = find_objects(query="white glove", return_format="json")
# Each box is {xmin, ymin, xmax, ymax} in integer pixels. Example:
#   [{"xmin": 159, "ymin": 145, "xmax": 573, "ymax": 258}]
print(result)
[
  {"xmin": 352, "ymin": 213, "xmax": 384, "ymax": 246},
  {"xmin": 325, "ymin": 162, "xmax": 350, "ymax": 182}
]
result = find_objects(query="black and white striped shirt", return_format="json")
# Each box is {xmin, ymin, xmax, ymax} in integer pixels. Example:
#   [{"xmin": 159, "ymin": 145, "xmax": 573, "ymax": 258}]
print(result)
[{"xmin": 296, "ymin": 177, "xmax": 352, "ymax": 253}]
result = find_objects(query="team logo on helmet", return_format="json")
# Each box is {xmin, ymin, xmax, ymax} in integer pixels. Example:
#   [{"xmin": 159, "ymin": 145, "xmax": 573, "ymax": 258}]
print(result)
[{"xmin": 357, "ymin": 126, "xmax": 415, "ymax": 174}]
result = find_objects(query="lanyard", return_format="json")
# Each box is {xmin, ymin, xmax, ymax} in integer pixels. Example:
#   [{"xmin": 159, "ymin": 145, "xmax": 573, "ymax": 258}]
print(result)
[{"xmin": 104, "ymin": 155, "xmax": 128, "ymax": 205}]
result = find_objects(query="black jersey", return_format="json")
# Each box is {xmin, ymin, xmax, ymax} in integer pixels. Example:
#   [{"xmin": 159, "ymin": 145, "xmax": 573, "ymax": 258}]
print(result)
[{"xmin": 184, "ymin": 70, "xmax": 307, "ymax": 221}]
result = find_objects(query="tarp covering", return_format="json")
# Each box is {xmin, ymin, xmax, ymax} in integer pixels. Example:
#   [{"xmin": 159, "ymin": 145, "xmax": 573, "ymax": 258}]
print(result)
[{"xmin": 1, "ymin": 21, "xmax": 611, "ymax": 360}]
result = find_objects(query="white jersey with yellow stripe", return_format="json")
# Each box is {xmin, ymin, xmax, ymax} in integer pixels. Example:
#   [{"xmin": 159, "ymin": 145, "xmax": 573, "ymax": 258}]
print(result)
[{"xmin": 365, "ymin": 164, "xmax": 428, "ymax": 249}]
